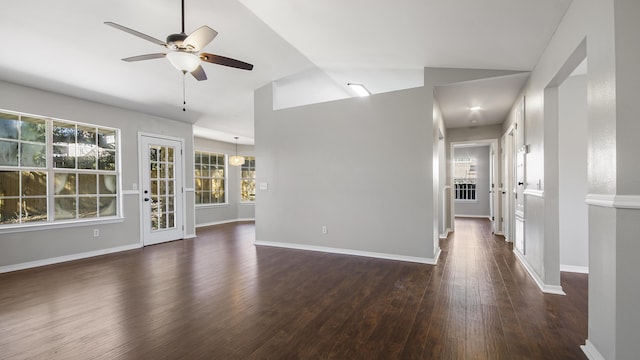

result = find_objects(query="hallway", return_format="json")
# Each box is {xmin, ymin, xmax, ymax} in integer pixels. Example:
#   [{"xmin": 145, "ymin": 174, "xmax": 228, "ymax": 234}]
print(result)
[{"xmin": 0, "ymin": 219, "xmax": 587, "ymax": 359}]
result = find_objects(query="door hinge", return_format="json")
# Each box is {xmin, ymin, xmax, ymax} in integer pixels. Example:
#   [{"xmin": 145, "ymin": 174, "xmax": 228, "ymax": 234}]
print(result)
[{"xmin": 492, "ymin": 216, "xmax": 495, "ymax": 221}]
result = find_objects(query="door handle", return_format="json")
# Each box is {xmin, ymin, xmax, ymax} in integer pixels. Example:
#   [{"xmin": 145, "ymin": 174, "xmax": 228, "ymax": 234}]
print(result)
[
  {"xmin": 518, "ymin": 182, "xmax": 524, "ymax": 186},
  {"xmin": 144, "ymin": 198, "xmax": 150, "ymax": 202}
]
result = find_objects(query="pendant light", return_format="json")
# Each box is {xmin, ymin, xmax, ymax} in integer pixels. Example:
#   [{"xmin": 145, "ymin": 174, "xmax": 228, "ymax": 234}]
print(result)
[{"xmin": 229, "ymin": 136, "xmax": 245, "ymax": 166}]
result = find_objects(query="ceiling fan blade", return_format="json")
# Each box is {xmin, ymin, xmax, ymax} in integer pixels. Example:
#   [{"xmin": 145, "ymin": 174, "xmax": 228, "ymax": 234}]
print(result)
[
  {"xmin": 200, "ymin": 53, "xmax": 253, "ymax": 71},
  {"xmin": 184, "ymin": 26, "xmax": 218, "ymax": 52},
  {"xmin": 122, "ymin": 53, "xmax": 167, "ymax": 62},
  {"xmin": 104, "ymin": 22, "xmax": 166, "ymax": 47},
  {"xmin": 191, "ymin": 65, "xmax": 207, "ymax": 81}
]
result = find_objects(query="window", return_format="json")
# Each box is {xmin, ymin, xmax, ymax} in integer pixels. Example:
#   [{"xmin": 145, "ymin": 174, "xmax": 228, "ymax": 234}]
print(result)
[
  {"xmin": 0, "ymin": 110, "xmax": 119, "ymax": 226},
  {"xmin": 195, "ymin": 150, "xmax": 226, "ymax": 205},
  {"xmin": 454, "ymin": 157, "xmax": 477, "ymax": 200},
  {"xmin": 241, "ymin": 156, "xmax": 255, "ymax": 202}
]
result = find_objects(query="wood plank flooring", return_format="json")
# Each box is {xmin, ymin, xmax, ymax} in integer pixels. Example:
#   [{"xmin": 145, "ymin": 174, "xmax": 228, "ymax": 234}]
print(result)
[{"xmin": 0, "ymin": 218, "xmax": 587, "ymax": 359}]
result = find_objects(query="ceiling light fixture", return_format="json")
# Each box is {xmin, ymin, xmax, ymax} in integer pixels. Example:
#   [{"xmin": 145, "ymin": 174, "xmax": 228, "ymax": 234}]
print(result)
[
  {"xmin": 469, "ymin": 106, "xmax": 482, "ymax": 111},
  {"xmin": 347, "ymin": 83, "xmax": 371, "ymax": 97},
  {"xmin": 229, "ymin": 136, "xmax": 245, "ymax": 166},
  {"xmin": 166, "ymin": 52, "xmax": 201, "ymax": 72}
]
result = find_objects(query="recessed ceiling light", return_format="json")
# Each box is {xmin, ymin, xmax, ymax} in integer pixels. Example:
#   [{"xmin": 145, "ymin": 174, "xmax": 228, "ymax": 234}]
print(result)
[
  {"xmin": 469, "ymin": 106, "xmax": 482, "ymax": 111},
  {"xmin": 348, "ymin": 83, "xmax": 371, "ymax": 97}
]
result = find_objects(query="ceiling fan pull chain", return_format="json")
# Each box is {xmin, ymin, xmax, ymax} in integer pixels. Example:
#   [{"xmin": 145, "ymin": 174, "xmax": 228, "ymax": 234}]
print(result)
[{"xmin": 182, "ymin": 71, "xmax": 187, "ymax": 111}]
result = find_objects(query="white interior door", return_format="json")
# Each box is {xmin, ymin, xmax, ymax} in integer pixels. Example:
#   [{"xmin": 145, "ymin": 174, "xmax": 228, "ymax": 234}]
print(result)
[{"xmin": 139, "ymin": 134, "xmax": 184, "ymax": 246}]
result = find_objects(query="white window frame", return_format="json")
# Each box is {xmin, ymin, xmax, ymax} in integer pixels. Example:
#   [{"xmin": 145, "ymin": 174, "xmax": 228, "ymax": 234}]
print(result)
[
  {"xmin": 194, "ymin": 149, "xmax": 228, "ymax": 207},
  {"xmin": 454, "ymin": 157, "xmax": 477, "ymax": 202},
  {"xmin": 0, "ymin": 109, "xmax": 122, "ymax": 233},
  {"xmin": 240, "ymin": 156, "xmax": 255, "ymax": 204}
]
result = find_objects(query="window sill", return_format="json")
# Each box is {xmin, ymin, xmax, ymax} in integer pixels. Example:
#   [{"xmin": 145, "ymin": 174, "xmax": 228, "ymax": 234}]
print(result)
[
  {"xmin": 196, "ymin": 203, "xmax": 230, "ymax": 208},
  {"xmin": 239, "ymin": 202, "xmax": 255, "ymax": 206},
  {"xmin": 0, "ymin": 217, "xmax": 125, "ymax": 235},
  {"xmin": 455, "ymin": 199, "xmax": 478, "ymax": 203}
]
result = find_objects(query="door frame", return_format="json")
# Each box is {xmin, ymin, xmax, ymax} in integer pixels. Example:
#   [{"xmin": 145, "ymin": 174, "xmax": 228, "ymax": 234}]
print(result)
[
  {"xmin": 449, "ymin": 138, "xmax": 499, "ymax": 232},
  {"xmin": 137, "ymin": 132, "xmax": 186, "ymax": 246},
  {"xmin": 500, "ymin": 123, "xmax": 516, "ymax": 242}
]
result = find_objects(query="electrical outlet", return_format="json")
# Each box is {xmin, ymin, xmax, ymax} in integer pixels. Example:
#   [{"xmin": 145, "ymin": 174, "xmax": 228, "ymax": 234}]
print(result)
[
  {"xmin": 93, "ymin": 229, "xmax": 99, "ymax": 237},
  {"xmin": 321, "ymin": 225, "xmax": 327, "ymax": 234}
]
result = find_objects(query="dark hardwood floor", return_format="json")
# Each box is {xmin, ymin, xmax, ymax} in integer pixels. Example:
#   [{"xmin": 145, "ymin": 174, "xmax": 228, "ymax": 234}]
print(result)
[{"xmin": 0, "ymin": 218, "xmax": 587, "ymax": 359}]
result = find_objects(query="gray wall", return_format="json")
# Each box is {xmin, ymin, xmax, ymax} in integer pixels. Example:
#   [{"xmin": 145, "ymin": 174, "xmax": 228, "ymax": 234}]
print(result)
[
  {"xmin": 194, "ymin": 137, "xmax": 255, "ymax": 227},
  {"xmin": 0, "ymin": 80, "xmax": 195, "ymax": 269},
  {"xmin": 558, "ymin": 74, "xmax": 588, "ymax": 271},
  {"xmin": 453, "ymin": 145, "xmax": 491, "ymax": 217},
  {"xmin": 502, "ymin": 0, "xmax": 640, "ymax": 357},
  {"xmin": 254, "ymin": 83, "xmax": 438, "ymax": 261}
]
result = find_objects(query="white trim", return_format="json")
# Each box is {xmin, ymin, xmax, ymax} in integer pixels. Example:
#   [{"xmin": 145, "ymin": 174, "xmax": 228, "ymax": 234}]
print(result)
[
  {"xmin": 239, "ymin": 202, "xmax": 256, "ymax": 206},
  {"xmin": 184, "ymin": 187, "xmax": 195, "ymax": 192},
  {"xmin": 184, "ymin": 233, "xmax": 197, "ymax": 239},
  {"xmin": 122, "ymin": 190, "xmax": 140, "ymax": 195},
  {"xmin": 454, "ymin": 215, "xmax": 492, "ymax": 220},
  {"xmin": 513, "ymin": 248, "xmax": 566, "ymax": 295},
  {"xmin": 560, "ymin": 265, "xmax": 589, "ymax": 274},
  {"xmin": 0, "ymin": 243, "xmax": 141, "ymax": 274},
  {"xmin": 581, "ymin": 340, "xmax": 606, "ymax": 360},
  {"xmin": 585, "ymin": 194, "xmax": 615, "ymax": 207},
  {"xmin": 439, "ymin": 228, "xmax": 452, "ymax": 240},
  {"xmin": 523, "ymin": 189, "xmax": 544, "ymax": 197},
  {"xmin": 196, "ymin": 218, "xmax": 255, "ymax": 228},
  {"xmin": 586, "ymin": 193, "xmax": 640, "ymax": 209},
  {"xmin": 254, "ymin": 241, "xmax": 440, "ymax": 265},
  {"xmin": 196, "ymin": 203, "xmax": 230, "ymax": 208},
  {"xmin": 0, "ymin": 217, "xmax": 125, "ymax": 235}
]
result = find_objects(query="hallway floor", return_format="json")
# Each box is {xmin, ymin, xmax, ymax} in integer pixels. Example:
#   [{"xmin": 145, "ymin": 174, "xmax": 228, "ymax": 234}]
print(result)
[{"xmin": 0, "ymin": 219, "xmax": 587, "ymax": 359}]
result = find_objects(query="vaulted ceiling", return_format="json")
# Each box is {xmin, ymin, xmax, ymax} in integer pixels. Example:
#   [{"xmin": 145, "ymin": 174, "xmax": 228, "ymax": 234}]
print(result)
[{"xmin": 0, "ymin": 0, "xmax": 572, "ymax": 144}]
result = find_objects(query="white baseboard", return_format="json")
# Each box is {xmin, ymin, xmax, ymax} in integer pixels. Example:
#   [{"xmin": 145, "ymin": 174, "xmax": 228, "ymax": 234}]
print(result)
[
  {"xmin": 184, "ymin": 233, "xmax": 197, "ymax": 239},
  {"xmin": 560, "ymin": 265, "xmax": 589, "ymax": 274},
  {"xmin": 513, "ymin": 249, "xmax": 566, "ymax": 295},
  {"xmin": 254, "ymin": 240, "xmax": 440, "ymax": 265},
  {"xmin": 196, "ymin": 218, "xmax": 255, "ymax": 228},
  {"xmin": 0, "ymin": 243, "xmax": 142, "ymax": 274},
  {"xmin": 439, "ymin": 228, "xmax": 452, "ymax": 240},
  {"xmin": 581, "ymin": 340, "xmax": 605, "ymax": 360}
]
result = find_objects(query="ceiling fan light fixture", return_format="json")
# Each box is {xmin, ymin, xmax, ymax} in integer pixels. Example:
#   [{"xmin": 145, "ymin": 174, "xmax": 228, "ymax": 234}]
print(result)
[
  {"xmin": 347, "ymin": 83, "xmax": 371, "ymax": 97},
  {"xmin": 166, "ymin": 52, "xmax": 200, "ymax": 72}
]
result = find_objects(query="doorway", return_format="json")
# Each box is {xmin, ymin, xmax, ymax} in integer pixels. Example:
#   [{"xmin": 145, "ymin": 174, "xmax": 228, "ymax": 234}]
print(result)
[{"xmin": 139, "ymin": 133, "xmax": 185, "ymax": 246}]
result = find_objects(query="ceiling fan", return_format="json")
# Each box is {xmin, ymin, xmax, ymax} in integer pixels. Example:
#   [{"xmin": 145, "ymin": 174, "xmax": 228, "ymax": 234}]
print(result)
[{"xmin": 105, "ymin": 0, "xmax": 253, "ymax": 82}]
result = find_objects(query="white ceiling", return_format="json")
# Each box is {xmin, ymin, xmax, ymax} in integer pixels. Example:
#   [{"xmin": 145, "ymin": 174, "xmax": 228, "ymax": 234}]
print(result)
[{"xmin": 0, "ymin": 0, "xmax": 572, "ymax": 144}]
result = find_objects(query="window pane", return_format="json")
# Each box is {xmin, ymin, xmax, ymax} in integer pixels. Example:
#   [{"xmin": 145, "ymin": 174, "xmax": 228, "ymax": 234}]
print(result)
[
  {"xmin": 168, "ymin": 147, "xmax": 174, "ymax": 162},
  {"xmin": 99, "ymin": 175, "xmax": 117, "ymax": 194},
  {"xmin": 168, "ymin": 196, "xmax": 175, "ymax": 212},
  {"xmin": 0, "ymin": 140, "xmax": 19, "ymax": 166},
  {"xmin": 77, "ymin": 125, "xmax": 96, "ymax": 145},
  {"xmin": 20, "ymin": 117, "xmax": 46, "ymax": 143},
  {"xmin": 79, "ymin": 197, "xmax": 98, "ymax": 218},
  {"xmin": 201, "ymin": 164, "xmax": 210, "ymax": 178},
  {"xmin": 195, "ymin": 152, "xmax": 202, "ymax": 165},
  {"xmin": 53, "ymin": 122, "xmax": 76, "ymax": 143},
  {"xmin": 22, "ymin": 171, "xmax": 47, "ymax": 196},
  {"xmin": 77, "ymin": 147, "xmax": 97, "ymax": 169},
  {"xmin": 78, "ymin": 174, "xmax": 97, "ymax": 194},
  {"xmin": 0, "ymin": 113, "xmax": 19, "ymax": 139},
  {"xmin": 0, "ymin": 171, "xmax": 20, "ymax": 196},
  {"xmin": 150, "ymin": 147, "xmax": 158, "ymax": 162},
  {"xmin": 158, "ymin": 147, "xmax": 166, "ymax": 162},
  {"xmin": 55, "ymin": 198, "xmax": 76, "ymax": 220},
  {"xmin": 98, "ymin": 149, "xmax": 116, "ymax": 170},
  {"xmin": 21, "ymin": 143, "xmax": 46, "ymax": 167},
  {"xmin": 218, "ymin": 155, "xmax": 224, "ymax": 166},
  {"xmin": 98, "ymin": 128, "xmax": 117, "ymax": 150},
  {"xmin": 53, "ymin": 145, "xmax": 76, "ymax": 168},
  {"xmin": 0, "ymin": 198, "xmax": 20, "ymax": 224},
  {"xmin": 99, "ymin": 197, "xmax": 117, "ymax": 216},
  {"xmin": 195, "ymin": 191, "xmax": 203, "ymax": 204},
  {"xmin": 55, "ymin": 173, "xmax": 76, "ymax": 195},
  {"xmin": 167, "ymin": 164, "xmax": 174, "ymax": 178},
  {"xmin": 22, "ymin": 197, "xmax": 47, "ymax": 222},
  {"xmin": 168, "ymin": 213, "xmax": 175, "ymax": 228}
]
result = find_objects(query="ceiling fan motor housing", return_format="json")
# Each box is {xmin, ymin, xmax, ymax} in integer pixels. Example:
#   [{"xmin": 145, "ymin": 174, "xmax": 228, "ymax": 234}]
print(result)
[{"xmin": 166, "ymin": 33, "xmax": 191, "ymax": 50}]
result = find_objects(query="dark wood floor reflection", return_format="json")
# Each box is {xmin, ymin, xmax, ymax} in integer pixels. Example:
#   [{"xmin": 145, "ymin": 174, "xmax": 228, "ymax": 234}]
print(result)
[{"xmin": 0, "ymin": 219, "xmax": 587, "ymax": 359}]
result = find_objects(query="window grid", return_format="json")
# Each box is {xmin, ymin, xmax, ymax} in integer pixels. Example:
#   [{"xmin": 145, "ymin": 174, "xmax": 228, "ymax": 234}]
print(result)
[
  {"xmin": 241, "ymin": 156, "xmax": 255, "ymax": 202},
  {"xmin": 0, "ymin": 109, "xmax": 119, "ymax": 226},
  {"xmin": 454, "ymin": 157, "xmax": 477, "ymax": 201},
  {"xmin": 195, "ymin": 150, "xmax": 226, "ymax": 205}
]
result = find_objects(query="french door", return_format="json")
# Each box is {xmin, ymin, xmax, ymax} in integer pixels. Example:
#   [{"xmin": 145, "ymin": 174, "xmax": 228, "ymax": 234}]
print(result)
[{"xmin": 139, "ymin": 134, "xmax": 184, "ymax": 246}]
